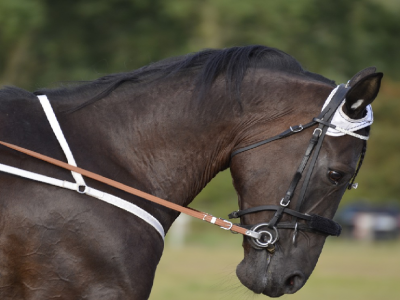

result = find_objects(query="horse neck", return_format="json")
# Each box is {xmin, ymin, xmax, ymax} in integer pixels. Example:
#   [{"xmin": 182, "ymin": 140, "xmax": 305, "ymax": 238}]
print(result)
[
  {"xmin": 54, "ymin": 72, "xmax": 332, "ymax": 230},
  {"xmin": 58, "ymin": 78, "xmax": 241, "ymax": 209}
]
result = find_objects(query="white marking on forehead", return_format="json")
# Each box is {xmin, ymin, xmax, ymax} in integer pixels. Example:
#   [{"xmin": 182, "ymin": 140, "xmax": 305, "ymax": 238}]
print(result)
[{"xmin": 351, "ymin": 99, "xmax": 364, "ymax": 110}]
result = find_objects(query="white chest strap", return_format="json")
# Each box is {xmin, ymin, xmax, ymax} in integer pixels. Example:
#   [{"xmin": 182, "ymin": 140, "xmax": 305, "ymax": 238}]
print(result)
[
  {"xmin": 0, "ymin": 95, "xmax": 165, "ymax": 239},
  {"xmin": 37, "ymin": 95, "xmax": 87, "ymax": 188}
]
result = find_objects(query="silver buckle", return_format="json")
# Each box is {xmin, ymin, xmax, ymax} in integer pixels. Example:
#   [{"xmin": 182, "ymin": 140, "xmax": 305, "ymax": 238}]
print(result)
[
  {"xmin": 203, "ymin": 215, "xmax": 233, "ymax": 230},
  {"xmin": 313, "ymin": 128, "xmax": 323, "ymax": 137},
  {"xmin": 220, "ymin": 219, "xmax": 233, "ymax": 230},
  {"xmin": 290, "ymin": 124, "xmax": 303, "ymax": 133},
  {"xmin": 349, "ymin": 183, "xmax": 358, "ymax": 189},
  {"xmin": 280, "ymin": 198, "xmax": 290, "ymax": 207}
]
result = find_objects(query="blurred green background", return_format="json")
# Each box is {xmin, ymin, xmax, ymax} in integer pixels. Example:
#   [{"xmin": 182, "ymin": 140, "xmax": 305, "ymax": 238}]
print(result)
[{"xmin": 1, "ymin": 0, "xmax": 399, "ymax": 299}]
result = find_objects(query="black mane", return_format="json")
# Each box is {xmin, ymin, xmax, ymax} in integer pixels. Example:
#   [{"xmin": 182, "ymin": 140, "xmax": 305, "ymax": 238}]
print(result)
[{"xmin": 34, "ymin": 45, "xmax": 335, "ymax": 111}]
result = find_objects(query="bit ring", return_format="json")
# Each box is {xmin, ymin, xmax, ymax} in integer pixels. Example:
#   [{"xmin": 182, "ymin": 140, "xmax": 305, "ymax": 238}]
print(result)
[{"xmin": 250, "ymin": 223, "xmax": 279, "ymax": 248}]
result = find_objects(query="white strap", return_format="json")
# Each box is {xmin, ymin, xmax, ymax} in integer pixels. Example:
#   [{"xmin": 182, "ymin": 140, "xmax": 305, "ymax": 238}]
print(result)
[
  {"xmin": 84, "ymin": 187, "xmax": 165, "ymax": 238},
  {"xmin": 37, "ymin": 95, "xmax": 86, "ymax": 188},
  {"xmin": 0, "ymin": 163, "xmax": 77, "ymax": 190},
  {"xmin": 330, "ymin": 125, "xmax": 369, "ymax": 140},
  {"xmin": 0, "ymin": 162, "xmax": 165, "ymax": 238}
]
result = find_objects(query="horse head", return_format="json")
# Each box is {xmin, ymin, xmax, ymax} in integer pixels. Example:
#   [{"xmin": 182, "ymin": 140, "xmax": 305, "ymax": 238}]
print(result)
[{"xmin": 230, "ymin": 68, "xmax": 382, "ymax": 297}]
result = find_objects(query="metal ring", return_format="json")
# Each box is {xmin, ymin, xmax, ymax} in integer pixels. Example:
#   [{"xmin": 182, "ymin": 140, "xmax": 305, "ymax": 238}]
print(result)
[
  {"xmin": 77, "ymin": 185, "xmax": 88, "ymax": 194},
  {"xmin": 250, "ymin": 223, "xmax": 279, "ymax": 248},
  {"xmin": 253, "ymin": 230, "xmax": 273, "ymax": 247}
]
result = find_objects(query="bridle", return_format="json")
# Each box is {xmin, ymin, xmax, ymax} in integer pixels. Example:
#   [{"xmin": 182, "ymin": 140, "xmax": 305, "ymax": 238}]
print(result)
[
  {"xmin": 228, "ymin": 84, "xmax": 368, "ymax": 251},
  {"xmin": 0, "ymin": 84, "xmax": 369, "ymax": 253}
]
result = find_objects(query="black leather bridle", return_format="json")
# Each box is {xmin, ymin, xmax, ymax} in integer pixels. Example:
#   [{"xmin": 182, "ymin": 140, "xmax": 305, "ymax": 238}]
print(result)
[{"xmin": 229, "ymin": 84, "xmax": 367, "ymax": 251}]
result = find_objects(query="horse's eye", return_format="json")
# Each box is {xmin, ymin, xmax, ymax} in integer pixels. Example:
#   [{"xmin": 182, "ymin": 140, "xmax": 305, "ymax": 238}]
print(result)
[{"xmin": 327, "ymin": 170, "xmax": 343, "ymax": 185}]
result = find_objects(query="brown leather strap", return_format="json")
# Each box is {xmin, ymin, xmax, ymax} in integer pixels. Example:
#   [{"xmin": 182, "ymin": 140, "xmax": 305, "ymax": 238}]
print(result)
[{"xmin": 0, "ymin": 140, "xmax": 249, "ymax": 236}]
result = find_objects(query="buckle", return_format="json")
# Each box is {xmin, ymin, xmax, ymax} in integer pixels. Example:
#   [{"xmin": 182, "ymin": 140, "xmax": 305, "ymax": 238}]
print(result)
[
  {"xmin": 313, "ymin": 128, "xmax": 323, "ymax": 137},
  {"xmin": 348, "ymin": 182, "xmax": 358, "ymax": 190},
  {"xmin": 220, "ymin": 219, "xmax": 233, "ymax": 230},
  {"xmin": 290, "ymin": 124, "xmax": 303, "ymax": 133},
  {"xmin": 280, "ymin": 197, "xmax": 290, "ymax": 207}
]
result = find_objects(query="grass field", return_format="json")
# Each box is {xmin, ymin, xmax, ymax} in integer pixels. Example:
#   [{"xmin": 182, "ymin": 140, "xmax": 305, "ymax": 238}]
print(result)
[{"xmin": 150, "ymin": 231, "xmax": 400, "ymax": 300}]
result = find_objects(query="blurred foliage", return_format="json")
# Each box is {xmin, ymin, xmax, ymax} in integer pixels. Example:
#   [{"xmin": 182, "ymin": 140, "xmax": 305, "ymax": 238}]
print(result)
[
  {"xmin": 0, "ymin": 0, "xmax": 399, "ymax": 209},
  {"xmin": 2, "ymin": 0, "xmax": 400, "ymax": 88}
]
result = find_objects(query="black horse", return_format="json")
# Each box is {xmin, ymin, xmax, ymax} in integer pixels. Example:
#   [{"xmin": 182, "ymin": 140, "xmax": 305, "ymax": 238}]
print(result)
[{"xmin": 0, "ymin": 45, "xmax": 382, "ymax": 299}]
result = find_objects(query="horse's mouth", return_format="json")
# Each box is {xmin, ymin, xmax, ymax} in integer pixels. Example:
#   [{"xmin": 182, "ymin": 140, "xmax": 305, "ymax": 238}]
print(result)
[
  {"xmin": 236, "ymin": 246, "xmax": 307, "ymax": 297},
  {"xmin": 236, "ymin": 247, "xmax": 271, "ymax": 295}
]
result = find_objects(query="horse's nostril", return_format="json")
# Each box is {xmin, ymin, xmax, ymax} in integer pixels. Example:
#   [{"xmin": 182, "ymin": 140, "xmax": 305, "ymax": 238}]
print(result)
[
  {"xmin": 284, "ymin": 271, "xmax": 305, "ymax": 293},
  {"xmin": 286, "ymin": 276, "xmax": 294, "ymax": 286}
]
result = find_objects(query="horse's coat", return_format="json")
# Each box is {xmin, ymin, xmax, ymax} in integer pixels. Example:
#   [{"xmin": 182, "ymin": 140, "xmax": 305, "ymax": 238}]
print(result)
[{"xmin": 0, "ymin": 45, "xmax": 382, "ymax": 299}]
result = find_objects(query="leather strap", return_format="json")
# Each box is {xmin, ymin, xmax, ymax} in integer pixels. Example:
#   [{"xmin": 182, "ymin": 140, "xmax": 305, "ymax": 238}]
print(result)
[
  {"xmin": 229, "ymin": 84, "xmax": 349, "ymax": 238},
  {"xmin": 314, "ymin": 118, "xmax": 369, "ymax": 140},
  {"xmin": 231, "ymin": 121, "xmax": 317, "ymax": 157},
  {"xmin": 236, "ymin": 214, "xmax": 341, "ymax": 236},
  {"xmin": 228, "ymin": 205, "xmax": 342, "ymax": 236},
  {"xmin": 229, "ymin": 205, "xmax": 312, "ymax": 220},
  {"xmin": 294, "ymin": 85, "xmax": 348, "ymax": 213},
  {"xmin": 0, "ymin": 140, "xmax": 258, "ymax": 238}
]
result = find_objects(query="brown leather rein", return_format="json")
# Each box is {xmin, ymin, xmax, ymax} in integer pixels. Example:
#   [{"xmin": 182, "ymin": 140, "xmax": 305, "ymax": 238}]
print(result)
[{"xmin": 0, "ymin": 140, "xmax": 254, "ymax": 238}]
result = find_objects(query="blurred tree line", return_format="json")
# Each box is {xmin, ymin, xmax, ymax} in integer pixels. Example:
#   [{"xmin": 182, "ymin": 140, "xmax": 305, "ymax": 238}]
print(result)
[
  {"xmin": 0, "ymin": 0, "xmax": 399, "ymax": 209},
  {"xmin": 2, "ymin": 0, "xmax": 400, "ymax": 88}
]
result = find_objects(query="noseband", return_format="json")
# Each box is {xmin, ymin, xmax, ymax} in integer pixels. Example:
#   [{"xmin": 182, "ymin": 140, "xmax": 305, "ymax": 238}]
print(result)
[{"xmin": 229, "ymin": 84, "xmax": 368, "ymax": 251}]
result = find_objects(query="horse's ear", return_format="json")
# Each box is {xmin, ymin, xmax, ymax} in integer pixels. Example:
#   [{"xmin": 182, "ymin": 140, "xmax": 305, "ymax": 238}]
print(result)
[
  {"xmin": 344, "ymin": 72, "xmax": 383, "ymax": 119},
  {"xmin": 347, "ymin": 67, "xmax": 376, "ymax": 87}
]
